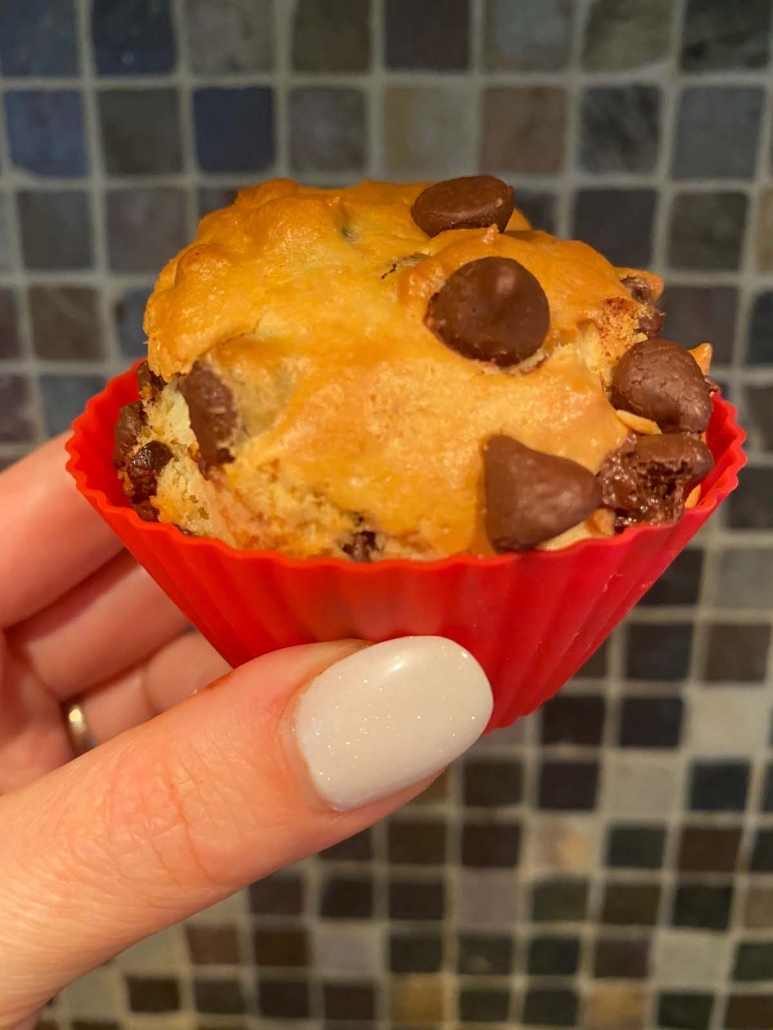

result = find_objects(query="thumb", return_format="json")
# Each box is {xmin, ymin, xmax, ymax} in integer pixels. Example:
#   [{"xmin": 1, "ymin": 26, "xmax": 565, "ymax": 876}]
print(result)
[{"xmin": 0, "ymin": 636, "xmax": 492, "ymax": 1023}]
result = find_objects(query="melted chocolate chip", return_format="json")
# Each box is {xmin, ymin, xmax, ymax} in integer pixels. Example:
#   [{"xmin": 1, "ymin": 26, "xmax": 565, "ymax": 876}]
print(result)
[
  {"xmin": 598, "ymin": 432, "xmax": 714, "ymax": 528},
  {"xmin": 137, "ymin": 360, "xmax": 165, "ymax": 399},
  {"xmin": 484, "ymin": 436, "xmax": 602, "ymax": 551},
  {"xmin": 343, "ymin": 530, "xmax": 378, "ymax": 562},
  {"xmin": 611, "ymin": 338, "xmax": 713, "ymax": 434},
  {"xmin": 411, "ymin": 176, "xmax": 514, "ymax": 237},
  {"xmin": 113, "ymin": 401, "xmax": 145, "ymax": 468},
  {"xmin": 179, "ymin": 361, "xmax": 237, "ymax": 473},
  {"xmin": 125, "ymin": 440, "xmax": 173, "ymax": 502},
  {"xmin": 426, "ymin": 257, "xmax": 550, "ymax": 368},
  {"xmin": 133, "ymin": 499, "xmax": 160, "ymax": 522},
  {"xmin": 638, "ymin": 308, "xmax": 664, "ymax": 339},
  {"xmin": 620, "ymin": 274, "xmax": 655, "ymax": 305}
]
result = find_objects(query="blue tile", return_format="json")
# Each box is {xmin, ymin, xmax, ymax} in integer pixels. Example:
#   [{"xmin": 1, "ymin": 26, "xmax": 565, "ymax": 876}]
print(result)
[
  {"xmin": 194, "ymin": 88, "xmax": 274, "ymax": 173},
  {"xmin": 573, "ymin": 189, "xmax": 656, "ymax": 267},
  {"xmin": 673, "ymin": 87, "xmax": 764, "ymax": 180},
  {"xmin": 115, "ymin": 285, "xmax": 153, "ymax": 358},
  {"xmin": 40, "ymin": 374, "xmax": 106, "ymax": 437},
  {"xmin": 5, "ymin": 91, "xmax": 87, "ymax": 177},
  {"xmin": 0, "ymin": 0, "xmax": 78, "ymax": 76},
  {"xmin": 0, "ymin": 375, "xmax": 35, "ymax": 443},
  {"xmin": 92, "ymin": 0, "xmax": 176, "ymax": 75}
]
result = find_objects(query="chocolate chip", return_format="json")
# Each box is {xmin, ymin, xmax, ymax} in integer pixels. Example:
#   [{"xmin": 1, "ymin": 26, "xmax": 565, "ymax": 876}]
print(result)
[
  {"xmin": 137, "ymin": 360, "xmax": 165, "ymax": 399},
  {"xmin": 620, "ymin": 274, "xmax": 655, "ymax": 305},
  {"xmin": 484, "ymin": 436, "xmax": 602, "ymax": 551},
  {"xmin": 411, "ymin": 176, "xmax": 514, "ymax": 237},
  {"xmin": 611, "ymin": 338, "xmax": 712, "ymax": 434},
  {"xmin": 598, "ymin": 432, "xmax": 713, "ymax": 528},
  {"xmin": 113, "ymin": 401, "xmax": 145, "ymax": 468},
  {"xmin": 343, "ymin": 530, "xmax": 378, "ymax": 562},
  {"xmin": 637, "ymin": 308, "xmax": 664, "ymax": 339},
  {"xmin": 125, "ymin": 440, "xmax": 173, "ymax": 502},
  {"xmin": 426, "ymin": 257, "xmax": 550, "ymax": 367},
  {"xmin": 179, "ymin": 361, "xmax": 237, "ymax": 472},
  {"xmin": 133, "ymin": 499, "xmax": 160, "ymax": 522}
]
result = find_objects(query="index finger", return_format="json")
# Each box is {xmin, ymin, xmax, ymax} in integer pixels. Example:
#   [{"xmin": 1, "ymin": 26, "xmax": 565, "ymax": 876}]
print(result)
[{"xmin": 0, "ymin": 436, "xmax": 123, "ymax": 628}]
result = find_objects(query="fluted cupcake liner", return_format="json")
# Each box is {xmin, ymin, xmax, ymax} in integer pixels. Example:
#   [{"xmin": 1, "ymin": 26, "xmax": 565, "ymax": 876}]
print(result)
[{"xmin": 66, "ymin": 363, "xmax": 746, "ymax": 731}]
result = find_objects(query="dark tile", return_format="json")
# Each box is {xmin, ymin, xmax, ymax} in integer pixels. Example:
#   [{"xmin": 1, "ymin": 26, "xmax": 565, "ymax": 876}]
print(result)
[
  {"xmin": 668, "ymin": 193, "xmax": 748, "ymax": 271},
  {"xmin": 584, "ymin": 0, "xmax": 671, "ymax": 69},
  {"xmin": 0, "ymin": 290, "xmax": 20, "ymax": 359},
  {"xmin": 127, "ymin": 976, "xmax": 180, "ymax": 1012},
  {"xmin": 389, "ymin": 820, "xmax": 446, "ymax": 865},
  {"xmin": 678, "ymin": 826, "xmax": 741, "ymax": 873},
  {"xmin": 40, "ymin": 374, "xmax": 105, "ymax": 436},
  {"xmin": 532, "ymin": 879, "xmax": 589, "ymax": 922},
  {"xmin": 194, "ymin": 87, "xmax": 274, "ymax": 173},
  {"xmin": 576, "ymin": 641, "xmax": 608, "ymax": 679},
  {"xmin": 763, "ymin": 765, "xmax": 773, "ymax": 812},
  {"xmin": 660, "ymin": 286, "xmax": 737, "ymax": 365},
  {"xmin": 184, "ymin": 0, "xmax": 273, "ymax": 74},
  {"xmin": 5, "ymin": 91, "xmax": 86, "ymax": 177},
  {"xmin": 323, "ymin": 983, "xmax": 376, "ymax": 1020},
  {"xmin": 674, "ymin": 88, "xmax": 764, "ymax": 180},
  {"xmin": 293, "ymin": 0, "xmax": 370, "ymax": 72},
  {"xmin": 746, "ymin": 387, "xmax": 773, "ymax": 452},
  {"xmin": 601, "ymin": 882, "xmax": 661, "ymax": 926},
  {"xmin": 619, "ymin": 697, "xmax": 684, "ymax": 749},
  {"xmin": 594, "ymin": 938, "xmax": 649, "ymax": 978},
  {"xmin": 747, "ymin": 292, "xmax": 773, "ymax": 365},
  {"xmin": 249, "ymin": 874, "xmax": 304, "ymax": 915},
  {"xmin": 390, "ymin": 933, "xmax": 443, "ymax": 973},
  {"xmin": 385, "ymin": 0, "xmax": 469, "ymax": 70},
  {"xmin": 541, "ymin": 695, "xmax": 605, "ymax": 746},
  {"xmin": 0, "ymin": 195, "xmax": 8, "ymax": 271},
  {"xmin": 185, "ymin": 925, "xmax": 239, "ymax": 965},
  {"xmin": 72, "ymin": 1024, "xmax": 118, "ymax": 1030},
  {"xmin": 198, "ymin": 186, "xmax": 238, "ymax": 219},
  {"xmin": 704, "ymin": 623, "xmax": 771, "ymax": 682},
  {"xmin": 515, "ymin": 190, "xmax": 557, "ymax": 234},
  {"xmin": 193, "ymin": 979, "xmax": 245, "ymax": 1014},
  {"xmin": 607, "ymin": 825, "xmax": 666, "ymax": 869},
  {"xmin": 30, "ymin": 286, "xmax": 103, "ymax": 360},
  {"xmin": 458, "ymin": 934, "xmax": 513, "ymax": 975},
  {"xmin": 106, "ymin": 188, "xmax": 186, "ymax": 273},
  {"xmin": 484, "ymin": 0, "xmax": 573, "ymax": 70},
  {"xmin": 0, "ymin": 375, "xmax": 34, "ymax": 443},
  {"xmin": 482, "ymin": 87, "xmax": 566, "ymax": 174},
  {"xmin": 527, "ymin": 935, "xmax": 580, "ymax": 975},
  {"xmin": 258, "ymin": 979, "xmax": 310, "ymax": 1019},
  {"xmin": 626, "ymin": 623, "xmax": 693, "ymax": 681},
  {"xmin": 115, "ymin": 285, "xmax": 152, "ymax": 360},
  {"xmin": 253, "ymin": 928, "xmax": 308, "ymax": 967},
  {"xmin": 579, "ymin": 87, "xmax": 660, "ymax": 174},
  {"xmin": 573, "ymin": 189, "xmax": 656, "ymax": 268},
  {"xmin": 321, "ymin": 829, "xmax": 373, "ymax": 862},
  {"xmin": 18, "ymin": 190, "xmax": 92, "ymax": 271},
  {"xmin": 463, "ymin": 759, "xmax": 523, "ymax": 806},
  {"xmin": 689, "ymin": 762, "xmax": 750, "ymax": 812},
  {"xmin": 657, "ymin": 992, "xmax": 714, "ymax": 1030},
  {"xmin": 462, "ymin": 822, "xmax": 521, "ymax": 867},
  {"xmin": 733, "ymin": 942, "xmax": 773, "ymax": 982},
  {"xmin": 99, "ymin": 89, "xmax": 181, "ymax": 175},
  {"xmin": 321, "ymin": 876, "xmax": 373, "ymax": 919},
  {"xmin": 523, "ymin": 988, "xmax": 578, "ymax": 1027},
  {"xmin": 459, "ymin": 987, "xmax": 510, "ymax": 1023},
  {"xmin": 744, "ymin": 885, "xmax": 773, "ymax": 928},
  {"xmin": 724, "ymin": 994, "xmax": 773, "ymax": 1029},
  {"xmin": 539, "ymin": 761, "xmax": 599, "ymax": 811},
  {"xmin": 750, "ymin": 829, "xmax": 773, "ymax": 872},
  {"xmin": 672, "ymin": 883, "xmax": 733, "ymax": 930},
  {"xmin": 727, "ymin": 468, "xmax": 773, "ymax": 529},
  {"xmin": 0, "ymin": 0, "xmax": 78, "ymax": 76},
  {"xmin": 92, "ymin": 0, "xmax": 175, "ymax": 75},
  {"xmin": 681, "ymin": 0, "xmax": 772, "ymax": 70},
  {"xmin": 289, "ymin": 88, "xmax": 366, "ymax": 174},
  {"xmin": 389, "ymin": 879, "xmax": 445, "ymax": 921},
  {"xmin": 639, "ymin": 550, "xmax": 704, "ymax": 606}
]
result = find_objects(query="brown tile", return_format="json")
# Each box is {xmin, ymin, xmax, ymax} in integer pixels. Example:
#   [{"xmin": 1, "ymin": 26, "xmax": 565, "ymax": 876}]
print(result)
[
  {"xmin": 585, "ymin": 984, "xmax": 647, "ymax": 1029},
  {"xmin": 601, "ymin": 882, "xmax": 661, "ymax": 926},
  {"xmin": 127, "ymin": 976, "xmax": 180, "ymax": 1012},
  {"xmin": 323, "ymin": 983, "xmax": 377, "ymax": 1020},
  {"xmin": 704, "ymin": 623, "xmax": 771, "ymax": 683},
  {"xmin": 29, "ymin": 285, "xmax": 103, "ymax": 360},
  {"xmin": 412, "ymin": 769, "xmax": 449, "ymax": 804},
  {"xmin": 462, "ymin": 821, "xmax": 521, "ymax": 867},
  {"xmin": 388, "ymin": 820, "xmax": 447, "ymax": 865},
  {"xmin": 725, "ymin": 994, "xmax": 773, "ymax": 1029},
  {"xmin": 292, "ymin": 0, "xmax": 370, "ymax": 72},
  {"xmin": 185, "ymin": 925, "xmax": 240, "ymax": 965},
  {"xmin": 254, "ymin": 928, "xmax": 309, "ymax": 967},
  {"xmin": 744, "ymin": 885, "xmax": 773, "ymax": 928},
  {"xmin": 384, "ymin": 87, "xmax": 473, "ymax": 179},
  {"xmin": 0, "ymin": 289, "xmax": 19, "ymax": 358},
  {"xmin": 594, "ymin": 938, "xmax": 650, "ymax": 979},
  {"xmin": 390, "ymin": 975, "xmax": 446, "ymax": 1022},
  {"xmin": 678, "ymin": 826, "xmax": 742, "ymax": 873},
  {"xmin": 757, "ymin": 189, "xmax": 773, "ymax": 271},
  {"xmin": 482, "ymin": 87, "xmax": 566, "ymax": 174},
  {"xmin": 321, "ymin": 828, "xmax": 373, "ymax": 861},
  {"xmin": 249, "ymin": 874, "xmax": 304, "ymax": 915}
]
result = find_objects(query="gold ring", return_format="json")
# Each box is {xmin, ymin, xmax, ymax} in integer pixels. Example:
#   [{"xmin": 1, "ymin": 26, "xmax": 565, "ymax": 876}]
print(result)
[{"xmin": 65, "ymin": 702, "xmax": 98, "ymax": 755}]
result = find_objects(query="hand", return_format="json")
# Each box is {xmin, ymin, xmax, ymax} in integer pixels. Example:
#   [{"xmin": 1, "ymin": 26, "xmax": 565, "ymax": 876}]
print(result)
[{"xmin": 0, "ymin": 437, "xmax": 492, "ymax": 1027}]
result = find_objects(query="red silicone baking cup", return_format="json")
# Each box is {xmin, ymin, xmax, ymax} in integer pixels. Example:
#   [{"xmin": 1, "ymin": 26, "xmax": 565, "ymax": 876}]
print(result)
[{"xmin": 66, "ymin": 363, "xmax": 746, "ymax": 731}]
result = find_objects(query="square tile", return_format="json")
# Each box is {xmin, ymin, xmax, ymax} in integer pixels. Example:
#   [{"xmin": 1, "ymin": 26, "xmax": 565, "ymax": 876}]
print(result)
[
  {"xmin": 573, "ymin": 189, "xmax": 656, "ymax": 268},
  {"xmin": 106, "ymin": 188, "xmax": 186, "ymax": 273},
  {"xmin": 18, "ymin": 190, "xmax": 92, "ymax": 270},
  {"xmin": 462, "ymin": 822, "xmax": 521, "ymax": 867},
  {"xmin": 594, "ymin": 938, "xmax": 650, "ymax": 979},
  {"xmin": 482, "ymin": 87, "xmax": 567, "ymax": 174},
  {"xmin": 527, "ymin": 935, "xmax": 580, "ymax": 975},
  {"xmin": 584, "ymin": 0, "xmax": 672, "ymax": 69},
  {"xmin": 626, "ymin": 624, "xmax": 693, "ymax": 682},
  {"xmin": 40, "ymin": 374, "xmax": 105, "ymax": 436},
  {"xmin": 194, "ymin": 87, "xmax": 274, "ymax": 173},
  {"xmin": 522, "ymin": 988, "xmax": 577, "ymax": 1026},
  {"xmin": 620, "ymin": 697, "xmax": 684, "ymax": 749},
  {"xmin": 292, "ymin": 0, "xmax": 369, "ymax": 72},
  {"xmin": 677, "ymin": 826, "xmax": 742, "ymax": 872},
  {"xmin": 704, "ymin": 623, "xmax": 771, "ymax": 683},
  {"xmin": 258, "ymin": 979, "xmax": 310, "ymax": 1019},
  {"xmin": 744, "ymin": 886, "xmax": 773, "ymax": 927},
  {"xmin": 463, "ymin": 758, "xmax": 523, "ymax": 806},
  {"xmin": 385, "ymin": 0, "xmax": 469, "ymax": 70},
  {"xmin": 525, "ymin": 815, "xmax": 599, "ymax": 874},
  {"xmin": 672, "ymin": 883, "xmax": 733, "ymax": 930},
  {"xmin": 540, "ymin": 695, "xmax": 605, "ymax": 746},
  {"xmin": 0, "ymin": 196, "xmax": 8, "ymax": 272},
  {"xmin": 724, "ymin": 995, "xmax": 773, "ymax": 1028},
  {"xmin": 733, "ymin": 942, "xmax": 773, "ymax": 982},
  {"xmin": 579, "ymin": 87, "xmax": 660, "ymax": 173},
  {"xmin": 639, "ymin": 550, "xmax": 704, "ymax": 607},
  {"xmin": 746, "ymin": 387, "xmax": 773, "ymax": 452},
  {"xmin": 484, "ymin": 0, "xmax": 573, "ymax": 70},
  {"xmin": 323, "ymin": 983, "xmax": 376, "ymax": 1020},
  {"xmin": 758, "ymin": 192, "xmax": 773, "ymax": 272},
  {"xmin": 688, "ymin": 687, "xmax": 773, "ymax": 755},
  {"xmin": 92, "ymin": 0, "xmax": 175, "ymax": 75},
  {"xmin": 289, "ymin": 88, "xmax": 366, "ymax": 174},
  {"xmin": 539, "ymin": 761, "xmax": 599, "ymax": 810},
  {"xmin": 727, "ymin": 468, "xmax": 773, "ymax": 528},
  {"xmin": 127, "ymin": 976, "xmax": 180, "ymax": 1012},
  {"xmin": 0, "ymin": 0, "xmax": 78, "ymax": 75},
  {"xmin": 321, "ymin": 876, "xmax": 374, "ymax": 919},
  {"xmin": 314, "ymin": 925, "xmax": 381, "ymax": 977},
  {"xmin": 748, "ymin": 292, "xmax": 773, "ymax": 363},
  {"xmin": 184, "ymin": 925, "xmax": 239, "ymax": 965},
  {"xmin": 659, "ymin": 287, "xmax": 737, "ymax": 365},
  {"xmin": 516, "ymin": 189, "xmax": 557, "ymax": 234},
  {"xmin": 673, "ymin": 88, "xmax": 764, "ymax": 179},
  {"xmin": 459, "ymin": 986, "xmax": 509, "ymax": 1023},
  {"xmin": 750, "ymin": 829, "xmax": 773, "ymax": 872},
  {"xmin": 193, "ymin": 979, "xmax": 245, "ymax": 1014},
  {"xmin": 389, "ymin": 879, "xmax": 445, "ymax": 921},
  {"xmin": 681, "ymin": 0, "xmax": 772, "ymax": 70},
  {"xmin": 63, "ymin": 968, "xmax": 121, "ymax": 1016},
  {"xmin": 657, "ymin": 992, "xmax": 714, "ymax": 1030},
  {"xmin": 184, "ymin": 0, "xmax": 273, "ymax": 74},
  {"xmin": 0, "ymin": 290, "xmax": 20, "ymax": 359},
  {"xmin": 198, "ymin": 187, "xmax": 238, "ymax": 219},
  {"xmin": 99, "ymin": 89, "xmax": 182, "ymax": 175},
  {"xmin": 763, "ymin": 764, "xmax": 773, "ymax": 812},
  {"xmin": 321, "ymin": 828, "xmax": 373, "ymax": 862},
  {"xmin": 5, "ymin": 91, "xmax": 86, "ymax": 177},
  {"xmin": 390, "ymin": 974, "xmax": 445, "ymax": 1022},
  {"xmin": 607, "ymin": 825, "xmax": 666, "ymax": 869},
  {"xmin": 654, "ymin": 931, "xmax": 731, "ymax": 988},
  {"xmin": 668, "ymin": 193, "xmax": 748, "ymax": 271},
  {"xmin": 584, "ymin": 983, "xmax": 648, "ymax": 1030},
  {"xmin": 388, "ymin": 820, "xmax": 446, "ymax": 865},
  {"xmin": 118, "ymin": 927, "xmax": 183, "ymax": 972},
  {"xmin": 576, "ymin": 641, "xmax": 609, "ymax": 679},
  {"xmin": 603, "ymin": 755, "xmax": 679, "ymax": 817},
  {"xmin": 458, "ymin": 870, "xmax": 519, "ymax": 929},
  {"xmin": 253, "ymin": 928, "xmax": 308, "ymax": 967},
  {"xmin": 601, "ymin": 882, "xmax": 661, "ymax": 926},
  {"xmin": 114, "ymin": 285, "xmax": 152, "ymax": 360},
  {"xmin": 384, "ymin": 87, "xmax": 472, "ymax": 179},
  {"xmin": 30, "ymin": 286, "xmax": 103, "ymax": 360},
  {"xmin": 458, "ymin": 934, "xmax": 513, "ymax": 975},
  {"xmin": 390, "ymin": 933, "xmax": 443, "ymax": 973},
  {"xmin": 248, "ymin": 873, "xmax": 304, "ymax": 914},
  {"xmin": 689, "ymin": 761, "xmax": 750, "ymax": 811},
  {"xmin": 531, "ymin": 879, "xmax": 589, "ymax": 922}
]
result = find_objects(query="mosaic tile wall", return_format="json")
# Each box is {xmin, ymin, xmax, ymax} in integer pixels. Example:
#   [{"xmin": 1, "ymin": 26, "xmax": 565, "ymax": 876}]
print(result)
[{"xmin": 1, "ymin": 0, "xmax": 772, "ymax": 1027}]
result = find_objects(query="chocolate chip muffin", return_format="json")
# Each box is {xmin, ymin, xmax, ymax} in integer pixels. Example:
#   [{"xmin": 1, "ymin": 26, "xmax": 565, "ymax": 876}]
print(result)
[{"xmin": 113, "ymin": 176, "xmax": 715, "ymax": 560}]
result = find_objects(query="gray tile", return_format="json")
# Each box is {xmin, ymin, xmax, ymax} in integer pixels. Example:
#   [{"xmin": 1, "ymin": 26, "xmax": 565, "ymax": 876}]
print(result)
[
  {"xmin": 573, "ymin": 189, "xmax": 656, "ymax": 267},
  {"xmin": 106, "ymin": 188, "xmax": 187, "ymax": 273},
  {"xmin": 62, "ymin": 967, "xmax": 121, "ymax": 1017},
  {"xmin": 579, "ymin": 86, "xmax": 660, "ymax": 174},
  {"xmin": 482, "ymin": 87, "xmax": 566, "ymax": 175},
  {"xmin": 484, "ymin": 0, "xmax": 574, "ymax": 70},
  {"xmin": 198, "ymin": 187, "xmax": 239, "ymax": 219},
  {"xmin": 584, "ymin": 0, "xmax": 672, "ymax": 69},
  {"xmin": 18, "ymin": 190, "xmax": 93, "ymax": 270},
  {"xmin": 746, "ymin": 291, "xmax": 773, "ymax": 364},
  {"xmin": 385, "ymin": 0, "xmax": 469, "ymax": 71},
  {"xmin": 653, "ymin": 931, "xmax": 731, "ymax": 988},
  {"xmin": 756, "ymin": 190, "xmax": 773, "ymax": 272},
  {"xmin": 0, "ymin": 375, "xmax": 35, "ymax": 443},
  {"xmin": 673, "ymin": 87, "xmax": 764, "ymax": 180},
  {"xmin": 0, "ymin": 0, "xmax": 79, "ymax": 76},
  {"xmin": 0, "ymin": 195, "xmax": 9, "ymax": 271},
  {"xmin": 30, "ymin": 285, "xmax": 103, "ymax": 360},
  {"xmin": 183, "ymin": 0, "xmax": 273, "ymax": 74},
  {"xmin": 293, "ymin": 0, "xmax": 370, "ymax": 72},
  {"xmin": 312, "ymin": 925, "xmax": 382, "ymax": 977},
  {"xmin": 745, "ymin": 386, "xmax": 773, "ymax": 452},
  {"xmin": 114, "ymin": 284, "xmax": 152, "ymax": 359},
  {"xmin": 681, "ymin": 0, "xmax": 773, "ymax": 70},
  {"xmin": 194, "ymin": 87, "xmax": 274, "ymax": 173},
  {"xmin": 40, "ymin": 373, "xmax": 105, "ymax": 436},
  {"xmin": 457, "ymin": 871, "xmax": 519, "ymax": 929},
  {"xmin": 289, "ymin": 88, "xmax": 366, "ymax": 174},
  {"xmin": 659, "ymin": 285, "xmax": 737, "ymax": 364},
  {"xmin": 384, "ymin": 88, "xmax": 473, "ymax": 180},
  {"xmin": 668, "ymin": 192, "xmax": 748, "ymax": 271},
  {"xmin": 99, "ymin": 89, "xmax": 182, "ymax": 175},
  {"xmin": 602, "ymin": 754, "xmax": 680, "ymax": 818},
  {"xmin": 687, "ymin": 687, "xmax": 773, "ymax": 756}
]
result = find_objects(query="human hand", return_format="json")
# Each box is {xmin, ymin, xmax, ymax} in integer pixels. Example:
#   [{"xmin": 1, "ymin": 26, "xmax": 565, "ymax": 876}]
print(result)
[{"xmin": 0, "ymin": 437, "xmax": 492, "ymax": 1027}]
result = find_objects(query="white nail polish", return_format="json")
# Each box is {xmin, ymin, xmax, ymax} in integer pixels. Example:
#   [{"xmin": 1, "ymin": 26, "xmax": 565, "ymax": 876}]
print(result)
[{"xmin": 294, "ymin": 636, "xmax": 493, "ymax": 811}]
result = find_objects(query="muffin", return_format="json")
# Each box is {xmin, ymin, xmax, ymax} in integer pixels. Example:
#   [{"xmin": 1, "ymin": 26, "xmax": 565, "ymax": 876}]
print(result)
[{"xmin": 113, "ymin": 176, "xmax": 715, "ymax": 561}]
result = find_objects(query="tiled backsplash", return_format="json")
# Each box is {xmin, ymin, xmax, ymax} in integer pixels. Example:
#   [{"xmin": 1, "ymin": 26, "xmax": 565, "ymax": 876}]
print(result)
[{"xmin": 2, "ymin": 0, "xmax": 772, "ymax": 1027}]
